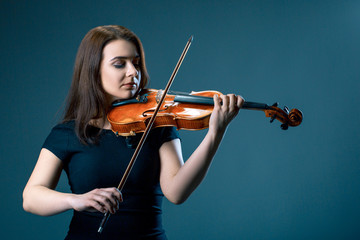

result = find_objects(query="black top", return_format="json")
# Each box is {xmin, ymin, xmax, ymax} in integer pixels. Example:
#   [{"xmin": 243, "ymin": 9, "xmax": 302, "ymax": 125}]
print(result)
[{"xmin": 42, "ymin": 121, "xmax": 180, "ymax": 239}]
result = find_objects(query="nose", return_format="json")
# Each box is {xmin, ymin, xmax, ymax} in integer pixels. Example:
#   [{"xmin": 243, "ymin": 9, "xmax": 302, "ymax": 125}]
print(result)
[{"xmin": 126, "ymin": 62, "xmax": 139, "ymax": 77}]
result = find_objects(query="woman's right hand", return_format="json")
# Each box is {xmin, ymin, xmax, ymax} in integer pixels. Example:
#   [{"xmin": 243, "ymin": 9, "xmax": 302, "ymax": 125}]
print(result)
[
  {"xmin": 69, "ymin": 187, "xmax": 123, "ymax": 214},
  {"xmin": 23, "ymin": 149, "xmax": 123, "ymax": 216}
]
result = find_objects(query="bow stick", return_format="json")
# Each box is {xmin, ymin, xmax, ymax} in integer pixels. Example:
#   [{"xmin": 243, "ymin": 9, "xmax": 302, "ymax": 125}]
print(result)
[{"xmin": 98, "ymin": 36, "xmax": 193, "ymax": 233}]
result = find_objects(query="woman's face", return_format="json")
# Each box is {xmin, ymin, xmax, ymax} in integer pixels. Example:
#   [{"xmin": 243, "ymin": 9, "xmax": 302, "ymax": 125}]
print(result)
[{"xmin": 100, "ymin": 39, "xmax": 141, "ymax": 103}]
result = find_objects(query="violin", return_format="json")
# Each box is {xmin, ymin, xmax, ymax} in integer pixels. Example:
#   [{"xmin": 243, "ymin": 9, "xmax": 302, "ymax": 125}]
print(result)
[{"xmin": 108, "ymin": 88, "xmax": 303, "ymax": 136}]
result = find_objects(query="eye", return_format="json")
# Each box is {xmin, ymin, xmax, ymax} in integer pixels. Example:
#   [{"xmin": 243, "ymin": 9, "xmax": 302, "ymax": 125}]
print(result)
[
  {"xmin": 113, "ymin": 60, "xmax": 126, "ymax": 69},
  {"xmin": 113, "ymin": 63, "xmax": 125, "ymax": 69},
  {"xmin": 132, "ymin": 59, "xmax": 141, "ymax": 68}
]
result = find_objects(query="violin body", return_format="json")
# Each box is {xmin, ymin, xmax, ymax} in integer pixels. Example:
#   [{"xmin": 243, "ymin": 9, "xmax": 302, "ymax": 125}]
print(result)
[
  {"xmin": 107, "ymin": 89, "xmax": 303, "ymax": 136},
  {"xmin": 108, "ymin": 89, "xmax": 219, "ymax": 136}
]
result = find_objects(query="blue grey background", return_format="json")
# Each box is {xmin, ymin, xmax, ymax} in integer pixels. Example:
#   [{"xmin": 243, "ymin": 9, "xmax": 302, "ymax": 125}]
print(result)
[{"xmin": 1, "ymin": 0, "xmax": 359, "ymax": 239}]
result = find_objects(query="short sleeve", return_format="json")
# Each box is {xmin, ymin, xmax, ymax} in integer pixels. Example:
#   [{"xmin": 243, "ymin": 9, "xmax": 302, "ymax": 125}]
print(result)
[
  {"xmin": 42, "ymin": 124, "xmax": 72, "ymax": 162},
  {"xmin": 157, "ymin": 126, "xmax": 180, "ymax": 147}
]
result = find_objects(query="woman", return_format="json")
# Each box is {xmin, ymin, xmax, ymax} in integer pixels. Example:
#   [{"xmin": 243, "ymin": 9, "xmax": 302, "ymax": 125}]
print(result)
[{"xmin": 23, "ymin": 25, "xmax": 244, "ymax": 239}]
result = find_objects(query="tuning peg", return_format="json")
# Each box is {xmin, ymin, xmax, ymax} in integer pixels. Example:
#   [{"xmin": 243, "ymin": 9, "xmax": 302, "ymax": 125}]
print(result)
[
  {"xmin": 270, "ymin": 115, "xmax": 276, "ymax": 123},
  {"xmin": 281, "ymin": 123, "xmax": 288, "ymax": 130},
  {"xmin": 272, "ymin": 102, "xmax": 279, "ymax": 107},
  {"xmin": 283, "ymin": 106, "xmax": 289, "ymax": 114}
]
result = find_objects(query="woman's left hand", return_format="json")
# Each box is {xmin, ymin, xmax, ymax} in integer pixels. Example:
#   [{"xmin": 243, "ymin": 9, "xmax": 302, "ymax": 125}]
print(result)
[{"xmin": 209, "ymin": 94, "xmax": 244, "ymax": 134}]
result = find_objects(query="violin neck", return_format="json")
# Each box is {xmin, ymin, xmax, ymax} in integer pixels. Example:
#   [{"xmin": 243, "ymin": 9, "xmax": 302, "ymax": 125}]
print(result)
[{"xmin": 173, "ymin": 94, "xmax": 269, "ymax": 110}]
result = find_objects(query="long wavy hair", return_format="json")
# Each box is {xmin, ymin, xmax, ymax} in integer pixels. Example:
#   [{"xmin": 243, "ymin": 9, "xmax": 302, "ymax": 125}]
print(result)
[{"xmin": 63, "ymin": 25, "xmax": 149, "ymax": 144}]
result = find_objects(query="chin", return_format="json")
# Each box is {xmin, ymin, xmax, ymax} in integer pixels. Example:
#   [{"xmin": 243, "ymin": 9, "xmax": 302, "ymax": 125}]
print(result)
[{"xmin": 111, "ymin": 90, "xmax": 137, "ymax": 102}]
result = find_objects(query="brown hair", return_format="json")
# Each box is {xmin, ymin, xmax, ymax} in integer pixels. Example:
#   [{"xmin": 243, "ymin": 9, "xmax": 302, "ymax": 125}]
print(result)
[{"xmin": 63, "ymin": 25, "xmax": 149, "ymax": 144}]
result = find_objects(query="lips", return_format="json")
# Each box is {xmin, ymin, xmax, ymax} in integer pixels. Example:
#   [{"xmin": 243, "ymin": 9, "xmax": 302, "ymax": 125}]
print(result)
[{"xmin": 121, "ymin": 82, "xmax": 136, "ymax": 88}]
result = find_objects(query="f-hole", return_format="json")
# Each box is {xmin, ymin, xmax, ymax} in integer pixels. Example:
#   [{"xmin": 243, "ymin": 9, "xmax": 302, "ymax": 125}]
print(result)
[{"xmin": 142, "ymin": 105, "xmax": 169, "ymax": 117}]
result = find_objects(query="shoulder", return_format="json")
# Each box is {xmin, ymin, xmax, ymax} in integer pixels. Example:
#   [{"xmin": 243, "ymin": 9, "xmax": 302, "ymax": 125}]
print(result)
[
  {"xmin": 42, "ymin": 121, "xmax": 79, "ymax": 162},
  {"xmin": 43, "ymin": 121, "xmax": 76, "ymax": 148},
  {"xmin": 151, "ymin": 127, "xmax": 180, "ymax": 146},
  {"xmin": 44, "ymin": 121, "xmax": 76, "ymax": 141}
]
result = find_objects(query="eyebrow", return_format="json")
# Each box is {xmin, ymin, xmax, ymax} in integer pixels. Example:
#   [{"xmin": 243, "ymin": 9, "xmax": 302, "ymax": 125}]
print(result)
[{"xmin": 109, "ymin": 55, "xmax": 140, "ymax": 61}]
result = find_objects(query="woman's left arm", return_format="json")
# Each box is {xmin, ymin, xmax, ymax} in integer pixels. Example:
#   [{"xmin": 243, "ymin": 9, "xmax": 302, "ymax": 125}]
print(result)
[{"xmin": 159, "ymin": 94, "xmax": 244, "ymax": 204}]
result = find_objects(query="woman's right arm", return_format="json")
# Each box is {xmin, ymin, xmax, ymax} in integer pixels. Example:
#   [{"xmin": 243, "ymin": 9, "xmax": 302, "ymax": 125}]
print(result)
[{"xmin": 23, "ymin": 148, "xmax": 122, "ymax": 216}]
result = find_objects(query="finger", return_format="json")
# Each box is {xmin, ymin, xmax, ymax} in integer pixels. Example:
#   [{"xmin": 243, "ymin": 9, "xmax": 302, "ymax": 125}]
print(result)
[
  {"xmin": 228, "ymin": 94, "xmax": 237, "ymax": 112},
  {"xmin": 109, "ymin": 188, "xmax": 123, "ymax": 208},
  {"xmin": 237, "ymin": 95, "xmax": 245, "ymax": 108},
  {"xmin": 88, "ymin": 199, "xmax": 107, "ymax": 213},
  {"xmin": 92, "ymin": 189, "xmax": 119, "ymax": 214},
  {"xmin": 112, "ymin": 188, "xmax": 123, "ymax": 201},
  {"xmin": 116, "ymin": 188, "xmax": 123, "ymax": 202},
  {"xmin": 104, "ymin": 188, "xmax": 123, "ymax": 211},
  {"xmin": 213, "ymin": 94, "xmax": 221, "ymax": 109},
  {"xmin": 100, "ymin": 190, "xmax": 118, "ymax": 207},
  {"xmin": 92, "ymin": 194, "xmax": 115, "ymax": 213},
  {"xmin": 221, "ymin": 95, "xmax": 229, "ymax": 110},
  {"xmin": 81, "ymin": 194, "xmax": 108, "ymax": 213},
  {"xmin": 110, "ymin": 188, "xmax": 123, "ymax": 210}
]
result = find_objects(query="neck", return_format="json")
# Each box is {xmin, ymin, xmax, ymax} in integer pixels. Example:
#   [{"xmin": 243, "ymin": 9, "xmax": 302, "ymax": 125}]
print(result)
[
  {"xmin": 103, "ymin": 120, "xmax": 112, "ymax": 130},
  {"xmin": 89, "ymin": 118, "xmax": 112, "ymax": 130}
]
